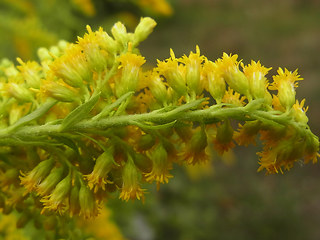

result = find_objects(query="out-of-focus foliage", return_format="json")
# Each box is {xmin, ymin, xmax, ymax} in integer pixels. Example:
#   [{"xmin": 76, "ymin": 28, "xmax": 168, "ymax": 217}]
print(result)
[
  {"xmin": 0, "ymin": 206, "xmax": 124, "ymax": 239},
  {"xmin": 0, "ymin": 0, "xmax": 173, "ymax": 60}
]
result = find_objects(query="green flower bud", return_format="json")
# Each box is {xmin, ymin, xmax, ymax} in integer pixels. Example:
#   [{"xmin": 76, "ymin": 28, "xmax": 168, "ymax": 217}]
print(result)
[
  {"xmin": 133, "ymin": 17, "xmax": 157, "ymax": 46},
  {"xmin": 111, "ymin": 22, "xmax": 128, "ymax": 46},
  {"xmin": 6, "ymin": 83, "xmax": 34, "ymax": 102},
  {"xmin": 175, "ymin": 125, "xmax": 193, "ymax": 142},
  {"xmin": 133, "ymin": 153, "xmax": 153, "ymax": 173},
  {"xmin": 37, "ymin": 47, "xmax": 52, "ymax": 62},
  {"xmin": 58, "ymin": 40, "xmax": 69, "ymax": 51},
  {"xmin": 149, "ymin": 72, "xmax": 168, "ymax": 105},
  {"xmin": 137, "ymin": 134, "xmax": 156, "ymax": 151}
]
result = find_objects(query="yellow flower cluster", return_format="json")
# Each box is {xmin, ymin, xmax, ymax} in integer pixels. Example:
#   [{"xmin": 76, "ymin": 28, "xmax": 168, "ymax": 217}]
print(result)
[{"xmin": 0, "ymin": 17, "xmax": 318, "ymax": 224}]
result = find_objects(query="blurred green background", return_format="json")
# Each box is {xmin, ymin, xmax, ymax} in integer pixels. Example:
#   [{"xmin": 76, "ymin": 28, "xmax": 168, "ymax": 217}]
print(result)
[{"xmin": 1, "ymin": 0, "xmax": 320, "ymax": 239}]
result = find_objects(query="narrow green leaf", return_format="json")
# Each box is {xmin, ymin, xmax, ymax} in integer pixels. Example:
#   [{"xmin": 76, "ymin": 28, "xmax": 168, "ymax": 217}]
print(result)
[
  {"xmin": 92, "ymin": 91, "xmax": 134, "ymax": 120},
  {"xmin": 131, "ymin": 120, "xmax": 177, "ymax": 130},
  {"xmin": 8, "ymin": 98, "xmax": 57, "ymax": 132},
  {"xmin": 60, "ymin": 93, "xmax": 100, "ymax": 131}
]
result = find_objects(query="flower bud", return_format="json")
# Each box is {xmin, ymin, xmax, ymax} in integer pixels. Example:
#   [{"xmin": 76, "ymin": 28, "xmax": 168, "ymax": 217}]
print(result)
[
  {"xmin": 133, "ymin": 17, "xmax": 157, "ymax": 46},
  {"xmin": 175, "ymin": 125, "xmax": 193, "ymax": 142},
  {"xmin": 58, "ymin": 40, "xmax": 69, "ymax": 51},
  {"xmin": 133, "ymin": 153, "xmax": 153, "ymax": 173},
  {"xmin": 49, "ymin": 46, "xmax": 60, "ymax": 57},
  {"xmin": 6, "ymin": 83, "xmax": 34, "ymax": 102},
  {"xmin": 137, "ymin": 134, "xmax": 156, "ymax": 151},
  {"xmin": 149, "ymin": 72, "xmax": 168, "ymax": 105},
  {"xmin": 98, "ymin": 29, "xmax": 118, "ymax": 54},
  {"xmin": 111, "ymin": 22, "xmax": 128, "ymax": 46},
  {"xmin": 37, "ymin": 47, "xmax": 52, "ymax": 62}
]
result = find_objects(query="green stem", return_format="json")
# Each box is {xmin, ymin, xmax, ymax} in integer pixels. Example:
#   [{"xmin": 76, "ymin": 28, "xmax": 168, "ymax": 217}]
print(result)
[{"xmin": 0, "ymin": 99, "xmax": 308, "ymax": 146}]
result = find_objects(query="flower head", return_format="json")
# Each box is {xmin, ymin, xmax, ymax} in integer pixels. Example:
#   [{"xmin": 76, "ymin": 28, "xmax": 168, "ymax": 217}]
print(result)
[
  {"xmin": 180, "ymin": 46, "xmax": 205, "ymax": 95},
  {"xmin": 37, "ymin": 167, "xmax": 65, "ymax": 196},
  {"xmin": 222, "ymin": 88, "xmax": 246, "ymax": 106},
  {"xmin": 203, "ymin": 60, "xmax": 226, "ymax": 103},
  {"xmin": 85, "ymin": 150, "xmax": 115, "ymax": 193},
  {"xmin": 119, "ymin": 157, "xmax": 145, "ymax": 201},
  {"xmin": 270, "ymin": 68, "xmax": 303, "ymax": 110},
  {"xmin": 218, "ymin": 53, "xmax": 251, "ymax": 99},
  {"xmin": 115, "ymin": 52, "xmax": 145, "ymax": 97},
  {"xmin": 180, "ymin": 127, "xmax": 209, "ymax": 165},
  {"xmin": 243, "ymin": 60, "xmax": 271, "ymax": 99},
  {"xmin": 212, "ymin": 120, "xmax": 235, "ymax": 155},
  {"xmin": 50, "ymin": 44, "xmax": 91, "ymax": 88},
  {"xmin": 16, "ymin": 58, "xmax": 42, "ymax": 89},
  {"xmin": 79, "ymin": 184, "xmax": 100, "ymax": 219},
  {"xmin": 156, "ymin": 50, "xmax": 187, "ymax": 96},
  {"xmin": 20, "ymin": 158, "xmax": 55, "ymax": 193},
  {"xmin": 145, "ymin": 144, "xmax": 173, "ymax": 189},
  {"xmin": 77, "ymin": 25, "xmax": 108, "ymax": 72},
  {"xmin": 41, "ymin": 173, "xmax": 72, "ymax": 214},
  {"xmin": 292, "ymin": 99, "xmax": 308, "ymax": 124}
]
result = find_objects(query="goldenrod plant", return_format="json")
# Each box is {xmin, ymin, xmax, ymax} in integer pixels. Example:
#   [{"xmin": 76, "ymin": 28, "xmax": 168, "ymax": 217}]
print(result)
[{"xmin": 0, "ymin": 17, "xmax": 319, "ymax": 238}]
